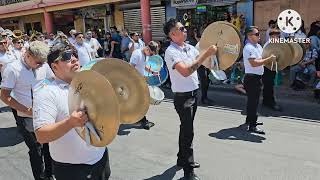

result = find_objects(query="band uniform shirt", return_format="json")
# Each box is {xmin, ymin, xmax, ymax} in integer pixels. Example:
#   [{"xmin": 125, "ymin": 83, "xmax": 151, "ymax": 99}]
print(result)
[
  {"xmin": 11, "ymin": 48, "xmax": 23, "ymax": 61},
  {"xmin": 165, "ymin": 42, "xmax": 199, "ymax": 93},
  {"xmin": 68, "ymin": 37, "xmax": 76, "ymax": 46},
  {"xmin": 130, "ymin": 49, "xmax": 147, "ymax": 76},
  {"xmin": 0, "ymin": 59, "xmax": 54, "ymax": 117},
  {"xmin": 85, "ymin": 38, "xmax": 101, "ymax": 57},
  {"xmin": 243, "ymin": 42, "xmax": 264, "ymax": 75},
  {"xmin": 75, "ymin": 42, "xmax": 92, "ymax": 66},
  {"xmin": 32, "ymin": 78, "xmax": 105, "ymax": 165},
  {"xmin": 128, "ymin": 39, "xmax": 145, "ymax": 51},
  {"xmin": 0, "ymin": 51, "xmax": 15, "ymax": 73}
]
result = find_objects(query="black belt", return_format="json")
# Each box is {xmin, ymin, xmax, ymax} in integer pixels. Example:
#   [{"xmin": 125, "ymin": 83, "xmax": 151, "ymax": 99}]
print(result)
[
  {"xmin": 245, "ymin": 73, "xmax": 262, "ymax": 77},
  {"xmin": 174, "ymin": 89, "xmax": 198, "ymax": 97}
]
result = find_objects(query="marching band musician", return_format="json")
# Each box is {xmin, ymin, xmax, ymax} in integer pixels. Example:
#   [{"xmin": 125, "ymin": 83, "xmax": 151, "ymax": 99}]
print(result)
[
  {"xmin": 0, "ymin": 41, "xmax": 55, "ymax": 180},
  {"xmin": 242, "ymin": 26, "xmax": 276, "ymax": 134},
  {"xmin": 129, "ymin": 41, "xmax": 158, "ymax": 130},
  {"xmin": 11, "ymin": 38, "xmax": 25, "ymax": 61},
  {"xmin": 163, "ymin": 19, "xmax": 217, "ymax": 180},
  {"xmin": 262, "ymin": 28, "xmax": 282, "ymax": 111},
  {"xmin": 32, "ymin": 44, "xmax": 111, "ymax": 180}
]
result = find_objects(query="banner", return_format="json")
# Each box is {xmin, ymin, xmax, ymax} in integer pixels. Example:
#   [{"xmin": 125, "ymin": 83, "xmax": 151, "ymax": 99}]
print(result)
[{"xmin": 171, "ymin": 0, "xmax": 198, "ymax": 7}]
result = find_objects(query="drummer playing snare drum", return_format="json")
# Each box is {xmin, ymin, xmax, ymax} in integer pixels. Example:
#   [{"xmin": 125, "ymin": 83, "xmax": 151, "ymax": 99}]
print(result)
[{"xmin": 129, "ymin": 41, "xmax": 159, "ymax": 130}]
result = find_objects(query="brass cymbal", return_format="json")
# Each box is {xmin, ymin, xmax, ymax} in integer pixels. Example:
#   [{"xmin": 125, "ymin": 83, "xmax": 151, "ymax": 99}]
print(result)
[
  {"xmin": 288, "ymin": 43, "xmax": 304, "ymax": 65},
  {"xmin": 262, "ymin": 43, "xmax": 293, "ymax": 71},
  {"xmin": 91, "ymin": 58, "xmax": 150, "ymax": 124},
  {"xmin": 69, "ymin": 71, "xmax": 120, "ymax": 147},
  {"xmin": 199, "ymin": 21, "xmax": 242, "ymax": 70}
]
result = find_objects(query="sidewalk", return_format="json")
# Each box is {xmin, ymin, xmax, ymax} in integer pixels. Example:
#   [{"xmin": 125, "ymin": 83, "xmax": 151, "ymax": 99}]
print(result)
[{"xmin": 209, "ymin": 82, "xmax": 317, "ymax": 103}]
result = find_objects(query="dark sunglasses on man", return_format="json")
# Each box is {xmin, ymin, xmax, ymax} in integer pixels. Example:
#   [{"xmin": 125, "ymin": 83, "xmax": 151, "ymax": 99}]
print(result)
[
  {"xmin": 178, "ymin": 26, "xmax": 186, "ymax": 32},
  {"xmin": 51, "ymin": 49, "xmax": 78, "ymax": 63},
  {"xmin": 0, "ymin": 41, "xmax": 7, "ymax": 45},
  {"xmin": 250, "ymin": 32, "xmax": 260, "ymax": 36}
]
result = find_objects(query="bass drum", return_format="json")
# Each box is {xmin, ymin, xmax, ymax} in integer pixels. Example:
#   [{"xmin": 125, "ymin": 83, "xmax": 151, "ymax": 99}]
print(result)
[{"xmin": 148, "ymin": 86, "xmax": 164, "ymax": 105}]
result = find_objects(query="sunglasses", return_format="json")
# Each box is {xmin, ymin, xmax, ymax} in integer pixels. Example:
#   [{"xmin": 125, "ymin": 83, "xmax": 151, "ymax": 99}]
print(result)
[
  {"xmin": 55, "ymin": 50, "xmax": 78, "ymax": 63},
  {"xmin": 16, "ymin": 41, "xmax": 23, "ymax": 44},
  {"xmin": 178, "ymin": 26, "xmax": 186, "ymax": 32},
  {"xmin": 0, "ymin": 42, "xmax": 7, "ymax": 45},
  {"xmin": 250, "ymin": 32, "xmax": 260, "ymax": 36}
]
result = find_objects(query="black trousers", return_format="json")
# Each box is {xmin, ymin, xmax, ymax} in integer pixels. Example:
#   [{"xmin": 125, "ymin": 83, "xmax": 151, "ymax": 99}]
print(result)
[
  {"xmin": 262, "ymin": 67, "xmax": 276, "ymax": 106},
  {"xmin": 244, "ymin": 74, "xmax": 262, "ymax": 127},
  {"xmin": 174, "ymin": 90, "xmax": 198, "ymax": 172},
  {"xmin": 53, "ymin": 148, "xmax": 111, "ymax": 180},
  {"xmin": 12, "ymin": 109, "xmax": 46, "ymax": 180},
  {"xmin": 197, "ymin": 65, "xmax": 210, "ymax": 100}
]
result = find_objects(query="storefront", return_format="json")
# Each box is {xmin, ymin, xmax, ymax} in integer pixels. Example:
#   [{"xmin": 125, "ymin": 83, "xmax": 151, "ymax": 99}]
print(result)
[
  {"xmin": 79, "ymin": 5, "xmax": 107, "ymax": 33},
  {"xmin": 0, "ymin": 0, "xmax": 124, "ymax": 34},
  {"xmin": 53, "ymin": 10, "xmax": 75, "ymax": 35},
  {"xmin": 21, "ymin": 13, "xmax": 45, "ymax": 35},
  {"xmin": 172, "ymin": 0, "xmax": 239, "ymax": 29},
  {"xmin": 120, "ymin": 0, "xmax": 166, "ymax": 41},
  {"xmin": 0, "ymin": 18, "xmax": 20, "ymax": 30}
]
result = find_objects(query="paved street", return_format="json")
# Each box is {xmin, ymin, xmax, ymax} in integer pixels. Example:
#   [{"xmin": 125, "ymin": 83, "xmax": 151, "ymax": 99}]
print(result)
[{"xmin": 0, "ymin": 89, "xmax": 319, "ymax": 180}]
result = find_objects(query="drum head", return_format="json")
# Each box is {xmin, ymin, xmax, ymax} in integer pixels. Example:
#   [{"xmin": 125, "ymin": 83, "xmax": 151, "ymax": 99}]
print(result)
[{"xmin": 148, "ymin": 86, "xmax": 164, "ymax": 105}]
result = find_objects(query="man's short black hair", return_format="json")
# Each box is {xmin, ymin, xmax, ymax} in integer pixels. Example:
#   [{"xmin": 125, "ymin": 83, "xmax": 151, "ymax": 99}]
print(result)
[
  {"xmin": 245, "ymin": 26, "xmax": 258, "ymax": 36},
  {"xmin": 268, "ymin": 20, "xmax": 277, "ymax": 26},
  {"xmin": 163, "ymin": 18, "xmax": 179, "ymax": 36}
]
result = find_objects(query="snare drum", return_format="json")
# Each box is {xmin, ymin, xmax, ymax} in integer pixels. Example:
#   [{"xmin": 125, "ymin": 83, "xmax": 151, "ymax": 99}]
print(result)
[
  {"xmin": 144, "ymin": 55, "xmax": 168, "ymax": 86},
  {"xmin": 148, "ymin": 86, "xmax": 164, "ymax": 105}
]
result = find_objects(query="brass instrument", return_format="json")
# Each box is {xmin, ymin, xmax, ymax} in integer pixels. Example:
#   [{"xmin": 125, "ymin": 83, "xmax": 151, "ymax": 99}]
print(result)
[{"xmin": 13, "ymin": 30, "xmax": 23, "ymax": 39}]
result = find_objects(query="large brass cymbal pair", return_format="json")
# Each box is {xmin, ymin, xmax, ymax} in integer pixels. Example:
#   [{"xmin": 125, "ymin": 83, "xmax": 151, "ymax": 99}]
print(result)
[
  {"xmin": 69, "ymin": 59, "xmax": 150, "ymax": 147},
  {"xmin": 199, "ymin": 21, "xmax": 243, "ymax": 70},
  {"xmin": 262, "ymin": 42, "xmax": 304, "ymax": 71}
]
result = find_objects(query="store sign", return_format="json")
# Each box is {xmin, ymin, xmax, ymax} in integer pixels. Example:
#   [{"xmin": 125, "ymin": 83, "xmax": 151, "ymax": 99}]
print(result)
[
  {"xmin": 196, "ymin": 5, "xmax": 206, "ymax": 12},
  {"xmin": 0, "ymin": 0, "xmax": 29, "ymax": 6},
  {"xmin": 79, "ymin": 7, "xmax": 106, "ymax": 18},
  {"xmin": 171, "ymin": 0, "xmax": 198, "ymax": 7}
]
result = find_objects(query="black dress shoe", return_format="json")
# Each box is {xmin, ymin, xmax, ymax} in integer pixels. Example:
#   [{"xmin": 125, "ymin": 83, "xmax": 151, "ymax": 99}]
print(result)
[
  {"xmin": 184, "ymin": 172, "xmax": 200, "ymax": 180},
  {"xmin": 248, "ymin": 126, "xmax": 266, "ymax": 135},
  {"xmin": 239, "ymin": 123, "xmax": 249, "ymax": 130},
  {"xmin": 142, "ymin": 121, "xmax": 155, "ymax": 130}
]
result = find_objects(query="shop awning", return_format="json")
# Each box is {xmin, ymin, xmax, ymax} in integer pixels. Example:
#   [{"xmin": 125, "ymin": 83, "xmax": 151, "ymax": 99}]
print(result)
[{"xmin": 0, "ymin": 0, "xmax": 124, "ymax": 19}]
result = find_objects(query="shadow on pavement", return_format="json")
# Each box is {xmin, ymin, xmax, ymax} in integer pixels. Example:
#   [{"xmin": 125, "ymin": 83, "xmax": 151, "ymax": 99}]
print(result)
[
  {"xmin": 144, "ymin": 165, "xmax": 181, "ymax": 180},
  {"xmin": 209, "ymin": 126, "xmax": 266, "ymax": 143},
  {"xmin": 117, "ymin": 124, "xmax": 144, "ymax": 136},
  {"xmin": 0, "ymin": 127, "xmax": 24, "ymax": 147}
]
